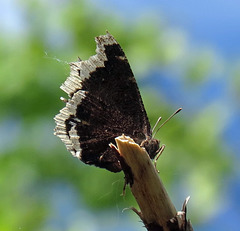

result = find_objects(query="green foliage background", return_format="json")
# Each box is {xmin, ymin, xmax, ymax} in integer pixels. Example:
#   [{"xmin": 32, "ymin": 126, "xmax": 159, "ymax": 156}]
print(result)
[{"xmin": 0, "ymin": 0, "xmax": 234, "ymax": 230}]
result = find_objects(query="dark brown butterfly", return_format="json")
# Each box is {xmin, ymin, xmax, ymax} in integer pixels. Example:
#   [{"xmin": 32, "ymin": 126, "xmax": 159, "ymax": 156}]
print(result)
[{"xmin": 54, "ymin": 33, "xmax": 162, "ymax": 172}]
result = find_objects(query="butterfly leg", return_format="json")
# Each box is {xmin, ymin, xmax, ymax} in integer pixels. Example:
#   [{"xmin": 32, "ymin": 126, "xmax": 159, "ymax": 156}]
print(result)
[
  {"xmin": 129, "ymin": 207, "xmax": 144, "ymax": 220},
  {"xmin": 154, "ymin": 144, "xmax": 165, "ymax": 171}
]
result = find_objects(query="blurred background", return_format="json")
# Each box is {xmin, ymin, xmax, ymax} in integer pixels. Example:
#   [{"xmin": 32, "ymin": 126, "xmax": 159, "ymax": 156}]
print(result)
[{"xmin": 0, "ymin": 0, "xmax": 239, "ymax": 230}]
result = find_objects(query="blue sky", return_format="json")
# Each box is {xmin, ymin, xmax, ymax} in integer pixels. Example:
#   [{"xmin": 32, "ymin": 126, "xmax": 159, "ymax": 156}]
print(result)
[
  {"xmin": 90, "ymin": 0, "xmax": 240, "ymax": 59},
  {"xmin": 2, "ymin": 0, "xmax": 240, "ymax": 58}
]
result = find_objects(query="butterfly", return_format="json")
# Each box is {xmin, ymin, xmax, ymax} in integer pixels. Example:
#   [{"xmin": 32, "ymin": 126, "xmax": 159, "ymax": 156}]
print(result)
[{"xmin": 54, "ymin": 32, "xmax": 163, "ymax": 172}]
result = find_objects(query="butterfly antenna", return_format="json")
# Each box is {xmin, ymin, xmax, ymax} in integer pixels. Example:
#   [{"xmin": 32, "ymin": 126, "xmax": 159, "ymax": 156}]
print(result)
[
  {"xmin": 152, "ymin": 116, "xmax": 162, "ymax": 133},
  {"xmin": 153, "ymin": 108, "xmax": 182, "ymax": 138}
]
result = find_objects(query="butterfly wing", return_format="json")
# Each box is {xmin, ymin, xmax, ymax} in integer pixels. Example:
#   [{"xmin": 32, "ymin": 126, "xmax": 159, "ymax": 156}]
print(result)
[{"xmin": 54, "ymin": 33, "xmax": 152, "ymax": 172}]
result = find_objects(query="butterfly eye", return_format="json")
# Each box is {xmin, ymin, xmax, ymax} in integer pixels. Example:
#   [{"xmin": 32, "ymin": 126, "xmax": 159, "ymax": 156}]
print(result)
[{"xmin": 140, "ymin": 138, "xmax": 160, "ymax": 159}]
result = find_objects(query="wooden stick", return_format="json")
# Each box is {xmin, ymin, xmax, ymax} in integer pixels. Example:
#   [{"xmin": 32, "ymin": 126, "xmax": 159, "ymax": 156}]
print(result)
[{"xmin": 114, "ymin": 135, "xmax": 193, "ymax": 231}]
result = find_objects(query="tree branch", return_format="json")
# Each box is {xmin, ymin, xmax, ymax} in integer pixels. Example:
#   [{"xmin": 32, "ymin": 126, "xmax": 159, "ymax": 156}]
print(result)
[{"xmin": 114, "ymin": 135, "xmax": 193, "ymax": 231}]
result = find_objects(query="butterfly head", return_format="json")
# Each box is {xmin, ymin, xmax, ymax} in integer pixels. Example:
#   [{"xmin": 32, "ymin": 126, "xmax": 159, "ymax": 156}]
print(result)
[{"xmin": 141, "ymin": 137, "xmax": 160, "ymax": 159}]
